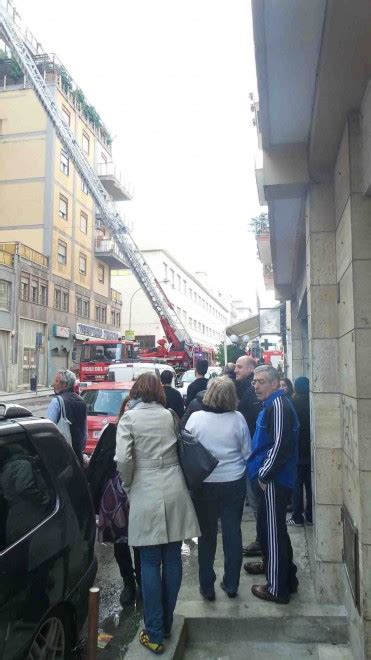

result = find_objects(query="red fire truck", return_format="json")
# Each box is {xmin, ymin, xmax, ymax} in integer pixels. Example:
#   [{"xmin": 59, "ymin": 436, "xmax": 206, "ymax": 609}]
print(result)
[{"xmin": 79, "ymin": 339, "xmax": 140, "ymax": 382}]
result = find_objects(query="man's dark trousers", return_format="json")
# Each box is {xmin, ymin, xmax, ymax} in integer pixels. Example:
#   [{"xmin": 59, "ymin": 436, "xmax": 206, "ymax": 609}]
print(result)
[{"xmin": 254, "ymin": 479, "xmax": 298, "ymax": 600}]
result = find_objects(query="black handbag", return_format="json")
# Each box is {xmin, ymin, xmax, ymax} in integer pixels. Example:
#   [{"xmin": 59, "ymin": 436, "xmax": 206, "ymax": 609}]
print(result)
[{"xmin": 170, "ymin": 410, "xmax": 219, "ymax": 490}]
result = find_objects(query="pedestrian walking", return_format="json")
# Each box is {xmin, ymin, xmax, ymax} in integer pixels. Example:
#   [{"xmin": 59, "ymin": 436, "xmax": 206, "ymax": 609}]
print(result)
[
  {"xmin": 245, "ymin": 365, "xmax": 299, "ymax": 604},
  {"xmin": 186, "ymin": 359, "xmax": 209, "ymax": 406},
  {"xmin": 47, "ymin": 369, "xmax": 87, "ymax": 464},
  {"xmin": 87, "ymin": 396, "xmax": 141, "ymax": 607},
  {"xmin": 288, "ymin": 377, "xmax": 312, "ymax": 526},
  {"xmin": 234, "ymin": 356, "xmax": 261, "ymax": 558},
  {"xmin": 115, "ymin": 373, "xmax": 200, "ymax": 654},
  {"xmin": 186, "ymin": 377, "xmax": 250, "ymax": 600},
  {"xmin": 160, "ymin": 369, "xmax": 184, "ymax": 419}
]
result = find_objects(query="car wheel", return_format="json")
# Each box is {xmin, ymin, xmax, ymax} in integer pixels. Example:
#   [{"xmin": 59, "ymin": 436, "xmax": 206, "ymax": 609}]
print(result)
[{"xmin": 27, "ymin": 613, "xmax": 72, "ymax": 660}]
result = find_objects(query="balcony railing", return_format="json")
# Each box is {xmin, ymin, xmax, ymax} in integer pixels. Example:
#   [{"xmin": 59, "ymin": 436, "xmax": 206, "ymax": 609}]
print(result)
[
  {"xmin": 97, "ymin": 162, "xmax": 133, "ymax": 201},
  {"xmin": 0, "ymin": 242, "xmax": 49, "ymax": 268},
  {"xmin": 95, "ymin": 239, "xmax": 129, "ymax": 269},
  {"xmin": 110, "ymin": 288, "xmax": 123, "ymax": 305}
]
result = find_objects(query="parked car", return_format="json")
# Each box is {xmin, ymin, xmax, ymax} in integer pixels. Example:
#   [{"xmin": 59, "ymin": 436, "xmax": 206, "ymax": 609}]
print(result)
[
  {"xmin": 177, "ymin": 366, "xmax": 222, "ymax": 401},
  {"xmin": 81, "ymin": 382, "xmax": 134, "ymax": 454},
  {"xmin": 0, "ymin": 403, "xmax": 97, "ymax": 659},
  {"xmin": 107, "ymin": 362, "xmax": 176, "ymax": 384}
]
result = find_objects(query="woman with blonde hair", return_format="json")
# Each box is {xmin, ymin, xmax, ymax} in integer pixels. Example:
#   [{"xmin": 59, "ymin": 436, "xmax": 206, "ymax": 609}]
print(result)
[
  {"xmin": 115, "ymin": 372, "xmax": 200, "ymax": 654},
  {"xmin": 186, "ymin": 376, "xmax": 251, "ymax": 600}
]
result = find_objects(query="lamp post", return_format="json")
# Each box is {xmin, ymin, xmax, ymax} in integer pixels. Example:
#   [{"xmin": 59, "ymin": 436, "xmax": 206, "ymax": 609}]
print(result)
[{"xmin": 128, "ymin": 286, "xmax": 143, "ymax": 332}]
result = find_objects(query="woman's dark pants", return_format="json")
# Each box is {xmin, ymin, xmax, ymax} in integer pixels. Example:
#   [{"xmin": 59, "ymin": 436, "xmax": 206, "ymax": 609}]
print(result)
[{"xmin": 192, "ymin": 476, "xmax": 246, "ymax": 596}]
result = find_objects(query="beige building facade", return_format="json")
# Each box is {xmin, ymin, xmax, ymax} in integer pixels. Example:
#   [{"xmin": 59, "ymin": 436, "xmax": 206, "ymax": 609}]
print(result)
[
  {"xmin": 0, "ymin": 51, "xmax": 128, "ymax": 388},
  {"xmin": 252, "ymin": 1, "xmax": 371, "ymax": 657}
]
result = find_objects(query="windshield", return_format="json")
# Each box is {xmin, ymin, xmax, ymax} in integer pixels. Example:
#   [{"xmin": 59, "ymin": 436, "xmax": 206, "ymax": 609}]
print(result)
[
  {"xmin": 180, "ymin": 370, "xmax": 196, "ymax": 384},
  {"xmin": 81, "ymin": 389, "xmax": 130, "ymax": 415},
  {"xmin": 80, "ymin": 343, "xmax": 139, "ymax": 363}
]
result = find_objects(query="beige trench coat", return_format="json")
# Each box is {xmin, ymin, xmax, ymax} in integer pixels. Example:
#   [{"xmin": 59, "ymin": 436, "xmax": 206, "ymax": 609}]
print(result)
[{"xmin": 115, "ymin": 401, "xmax": 200, "ymax": 547}]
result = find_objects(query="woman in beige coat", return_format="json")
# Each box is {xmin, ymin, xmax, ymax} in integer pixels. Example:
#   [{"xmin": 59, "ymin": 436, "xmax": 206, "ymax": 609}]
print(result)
[{"xmin": 115, "ymin": 373, "xmax": 200, "ymax": 654}]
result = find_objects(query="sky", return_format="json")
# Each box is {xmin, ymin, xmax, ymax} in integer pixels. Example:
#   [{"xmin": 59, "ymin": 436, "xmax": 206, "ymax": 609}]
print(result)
[{"xmin": 13, "ymin": 0, "xmax": 265, "ymax": 311}]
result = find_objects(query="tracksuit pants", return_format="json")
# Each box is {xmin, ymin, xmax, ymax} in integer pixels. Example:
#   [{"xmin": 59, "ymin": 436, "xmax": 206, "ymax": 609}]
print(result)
[{"xmin": 254, "ymin": 479, "xmax": 298, "ymax": 600}]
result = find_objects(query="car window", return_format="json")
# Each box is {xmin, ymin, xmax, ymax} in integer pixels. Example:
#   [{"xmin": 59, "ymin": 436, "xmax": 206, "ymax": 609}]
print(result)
[
  {"xmin": 0, "ymin": 433, "xmax": 56, "ymax": 552},
  {"xmin": 82, "ymin": 389, "xmax": 130, "ymax": 415},
  {"xmin": 181, "ymin": 370, "xmax": 195, "ymax": 384}
]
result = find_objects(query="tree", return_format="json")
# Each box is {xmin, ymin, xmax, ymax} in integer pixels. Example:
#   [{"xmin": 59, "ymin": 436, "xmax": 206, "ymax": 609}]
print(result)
[{"xmin": 216, "ymin": 342, "xmax": 245, "ymax": 367}]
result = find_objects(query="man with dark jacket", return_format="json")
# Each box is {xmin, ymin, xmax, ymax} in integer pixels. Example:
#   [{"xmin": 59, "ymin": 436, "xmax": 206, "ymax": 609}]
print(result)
[
  {"xmin": 288, "ymin": 377, "xmax": 312, "ymax": 525},
  {"xmin": 234, "ymin": 356, "xmax": 260, "ymax": 436},
  {"xmin": 47, "ymin": 369, "xmax": 87, "ymax": 464},
  {"xmin": 181, "ymin": 388, "xmax": 206, "ymax": 429},
  {"xmin": 246, "ymin": 365, "xmax": 299, "ymax": 604},
  {"xmin": 186, "ymin": 359, "xmax": 209, "ymax": 407},
  {"xmin": 160, "ymin": 369, "xmax": 184, "ymax": 419}
]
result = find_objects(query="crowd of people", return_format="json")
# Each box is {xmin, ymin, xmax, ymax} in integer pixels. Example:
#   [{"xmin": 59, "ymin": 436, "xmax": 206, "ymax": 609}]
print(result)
[{"xmin": 46, "ymin": 359, "xmax": 311, "ymax": 655}]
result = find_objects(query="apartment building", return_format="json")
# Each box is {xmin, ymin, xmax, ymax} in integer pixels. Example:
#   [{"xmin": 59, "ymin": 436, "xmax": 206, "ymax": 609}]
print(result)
[
  {"xmin": 112, "ymin": 249, "xmax": 229, "ymax": 352},
  {"xmin": 0, "ymin": 44, "xmax": 128, "ymax": 388}
]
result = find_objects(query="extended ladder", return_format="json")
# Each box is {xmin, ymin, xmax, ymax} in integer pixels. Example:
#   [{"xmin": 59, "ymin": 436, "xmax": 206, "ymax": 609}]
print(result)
[{"xmin": 0, "ymin": 1, "xmax": 194, "ymax": 353}]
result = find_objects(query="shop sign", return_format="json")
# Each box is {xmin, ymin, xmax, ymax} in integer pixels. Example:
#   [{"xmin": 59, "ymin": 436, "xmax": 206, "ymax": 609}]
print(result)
[
  {"xmin": 124, "ymin": 330, "xmax": 135, "ymax": 341},
  {"xmin": 53, "ymin": 324, "xmax": 70, "ymax": 339},
  {"xmin": 76, "ymin": 323, "xmax": 120, "ymax": 340}
]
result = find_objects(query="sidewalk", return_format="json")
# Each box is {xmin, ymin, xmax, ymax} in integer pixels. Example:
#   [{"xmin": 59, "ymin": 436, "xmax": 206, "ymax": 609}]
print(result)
[
  {"xmin": 97, "ymin": 508, "xmax": 353, "ymax": 659},
  {"xmin": 0, "ymin": 387, "xmax": 53, "ymax": 402}
]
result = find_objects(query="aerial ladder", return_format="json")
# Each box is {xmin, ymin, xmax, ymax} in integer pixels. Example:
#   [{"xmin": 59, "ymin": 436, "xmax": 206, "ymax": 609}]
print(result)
[{"xmin": 0, "ymin": 0, "xmax": 196, "ymax": 367}]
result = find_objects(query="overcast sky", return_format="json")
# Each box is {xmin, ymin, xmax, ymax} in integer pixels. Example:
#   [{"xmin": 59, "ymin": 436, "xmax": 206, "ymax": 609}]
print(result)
[{"xmin": 14, "ymin": 0, "xmax": 264, "ymax": 310}]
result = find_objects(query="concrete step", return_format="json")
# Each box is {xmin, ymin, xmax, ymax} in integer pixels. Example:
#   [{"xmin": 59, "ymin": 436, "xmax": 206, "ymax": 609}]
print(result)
[
  {"xmin": 183, "ymin": 641, "xmax": 354, "ymax": 660},
  {"xmin": 177, "ymin": 600, "xmax": 348, "ymax": 645}
]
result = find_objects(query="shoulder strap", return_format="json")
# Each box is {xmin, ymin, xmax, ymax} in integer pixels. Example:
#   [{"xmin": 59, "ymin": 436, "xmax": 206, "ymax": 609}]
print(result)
[{"xmin": 57, "ymin": 395, "xmax": 67, "ymax": 421}]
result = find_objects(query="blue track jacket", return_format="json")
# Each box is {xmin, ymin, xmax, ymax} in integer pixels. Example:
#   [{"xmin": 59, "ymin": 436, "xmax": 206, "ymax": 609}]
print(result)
[{"xmin": 247, "ymin": 389, "xmax": 299, "ymax": 489}]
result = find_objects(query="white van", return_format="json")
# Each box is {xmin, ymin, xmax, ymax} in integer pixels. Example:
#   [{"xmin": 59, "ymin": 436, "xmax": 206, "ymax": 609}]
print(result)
[{"xmin": 107, "ymin": 362, "xmax": 176, "ymax": 384}]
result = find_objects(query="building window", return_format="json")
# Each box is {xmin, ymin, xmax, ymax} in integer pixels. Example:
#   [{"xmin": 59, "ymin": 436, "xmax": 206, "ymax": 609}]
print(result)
[
  {"xmin": 82, "ymin": 132, "xmax": 90, "ymax": 154},
  {"xmin": 31, "ymin": 280, "xmax": 38, "ymax": 304},
  {"xmin": 57, "ymin": 241, "xmax": 67, "ymax": 265},
  {"xmin": 163, "ymin": 262, "xmax": 168, "ymax": 282},
  {"xmin": 183, "ymin": 310, "xmax": 187, "ymax": 322},
  {"xmin": 189, "ymin": 287, "xmax": 192, "ymax": 299},
  {"xmin": 115, "ymin": 311, "xmax": 121, "ymax": 327},
  {"xmin": 60, "ymin": 150, "xmax": 69, "ymax": 176},
  {"xmin": 183, "ymin": 279, "xmax": 187, "ymax": 294},
  {"xmin": 81, "ymin": 178, "xmax": 89, "ymax": 194},
  {"xmin": 76, "ymin": 296, "xmax": 89, "ymax": 319},
  {"xmin": 0, "ymin": 280, "xmax": 10, "ymax": 310},
  {"xmin": 40, "ymin": 282, "xmax": 48, "ymax": 306},
  {"xmin": 59, "ymin": 195, "xmax": 68, "ymax": 220},
  {"xmin": 170, "ymin": 268, "xmax": 175, "ymax": 287},
  {"xmin": 79, "ymin": 253, "xmax": 87, "ymax": 275},
  {"xmin": 98, "ymin": 264, "xmax": 105, "ymax": 283},
  {"xmin": 177, "ymin": 274, "xmax": 181, "ymax": 290},
  {"xmin": 80, "ymin": 211, "xmax": 88, "ymax": 234},
  {"xmin": 20, "ymin": 273, "xmax": 29, "ymax": 301},
  {"xmin": 62, "ymin": 290, "xmax": 69, "ymax": 312},
  {"xmin": 54, "ymin": 287, "xmax": 61, "ymax": 310},
  {"xmin": 61, "ymin": 106, "xmax": 70, "ymax": 126},
  {"xmin": 95, "ymin": 304, "xmax": 107, "ymax": 323}
]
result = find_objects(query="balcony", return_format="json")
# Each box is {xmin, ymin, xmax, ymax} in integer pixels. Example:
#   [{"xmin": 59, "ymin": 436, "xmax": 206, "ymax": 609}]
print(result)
[
  {"xmin": 110, "ymin": 288, "xmax": 123, "ymax": 305},
  {"xmin": 97, "ymin": 162, "xmax": 132, "ymax": 202},
  {"xmin": 95, "ymin": 239, "xmax": 130, "ymax": 270},
  {"xmin": 0, "ymin": 242, "xmax": 48, "ymax": 268}
]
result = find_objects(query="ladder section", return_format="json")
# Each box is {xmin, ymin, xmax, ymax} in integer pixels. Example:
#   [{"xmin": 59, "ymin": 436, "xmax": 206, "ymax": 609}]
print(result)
[{"xmin": 0, "ymin": 3, "xmax": 193, "ymax": 351}]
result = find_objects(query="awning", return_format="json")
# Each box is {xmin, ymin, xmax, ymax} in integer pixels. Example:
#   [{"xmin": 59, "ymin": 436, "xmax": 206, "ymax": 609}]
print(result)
[{"xmin": 226, "ymin": 314, "xmax": 260, "ymax": 339}]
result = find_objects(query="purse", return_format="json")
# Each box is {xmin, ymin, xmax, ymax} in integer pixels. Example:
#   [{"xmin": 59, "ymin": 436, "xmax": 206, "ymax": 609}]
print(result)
[
  {"xmin": 170, "ymin": 410, "xmax": 219, "ymax": 491},
  {"xmin": 56, "ymin": 395, "xmax": 73, "ymax": 447}
]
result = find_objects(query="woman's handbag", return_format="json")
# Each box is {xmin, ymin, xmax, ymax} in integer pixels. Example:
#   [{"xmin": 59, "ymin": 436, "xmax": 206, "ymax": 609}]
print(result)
[
  {"xmin": 56, "ymin": 396, "xmax": 72, "ymax": 447},
  {"xmin": 170, "ymin": 410, "xmax": 219, "ymax": 490}
]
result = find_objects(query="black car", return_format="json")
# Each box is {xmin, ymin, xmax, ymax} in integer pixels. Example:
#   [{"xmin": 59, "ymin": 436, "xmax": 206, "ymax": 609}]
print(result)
[{"xmin": 0, "ymin": 404, "xmax": 97, "ymax": 659}]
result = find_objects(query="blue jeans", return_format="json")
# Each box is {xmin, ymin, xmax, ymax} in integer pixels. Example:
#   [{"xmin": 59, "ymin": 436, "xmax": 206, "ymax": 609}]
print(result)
[
  {"xmin": 139, "ymin": 542, "xmax": 182, "ymax": 644},
  {"xmin": 192, "ymin": 476, "xmax": 246, "ymax": 595},
  {"xmin": 292, "ymin": 464, "xmax": 312, "ymax": 523}
]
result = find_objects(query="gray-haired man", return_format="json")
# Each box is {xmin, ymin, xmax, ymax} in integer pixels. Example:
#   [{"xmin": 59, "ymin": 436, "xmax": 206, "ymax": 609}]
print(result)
[{"xmin": 47, "ymin": 369, "xmax": 87, "ymax": 464}]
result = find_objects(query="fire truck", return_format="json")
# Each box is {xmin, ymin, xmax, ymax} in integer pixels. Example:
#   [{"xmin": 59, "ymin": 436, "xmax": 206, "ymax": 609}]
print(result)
[
  {"xmin": 79, "ymin": 339, "xmax": 140, "ymax": 382},
  {"xmin": 0, "ymin": 1, "xmax": 208, "ymax": 375}
]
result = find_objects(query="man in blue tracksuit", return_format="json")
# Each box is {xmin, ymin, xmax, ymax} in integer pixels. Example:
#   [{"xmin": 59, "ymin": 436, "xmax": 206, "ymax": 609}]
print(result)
[{"xmin": 247, "ymin": 365, "xmax": 299, "ymax": 604}]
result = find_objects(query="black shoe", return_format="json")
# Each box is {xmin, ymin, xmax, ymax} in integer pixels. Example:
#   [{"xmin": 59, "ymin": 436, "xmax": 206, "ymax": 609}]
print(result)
[
  {"xmin": 120, "ymin": 580, "xmax": 136, "ymax": 606},
  {"xmin": 199, "ymin": 586, "xmax": 215, "ymax": 602},
  {"xmin": 243, "ymin": 540, "xmax": 262, "ymax": 557},
  {"xmin": 289, "ymin": 579, "xmax": 299, "ymax": 594},
  {"xmin": 220, "ymin": 580, "xmax": 237, "ymax": 598}
]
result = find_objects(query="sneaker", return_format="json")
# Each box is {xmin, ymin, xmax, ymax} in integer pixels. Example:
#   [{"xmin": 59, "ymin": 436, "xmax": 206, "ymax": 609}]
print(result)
[
  {"xmin": 243, "ymin": 539, "xmax": 262, "ymax": 557},
  {"xmin": 287, "ymin": 517, "xmax": 304, "ymax": 526},
  {"xmin": 119, "ymin": 580, "xmax": 136, "ymax": 606}
]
